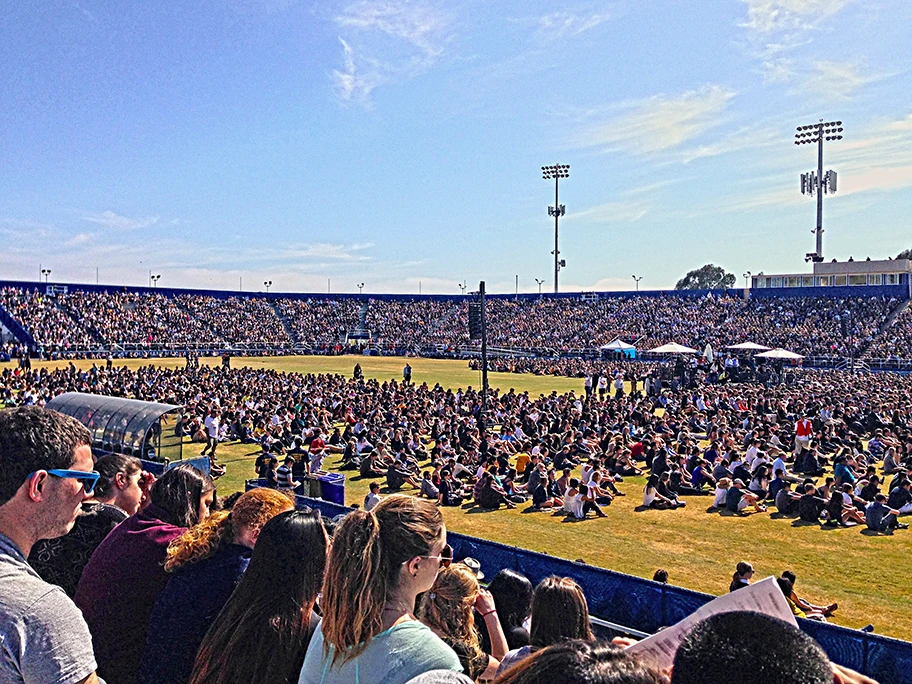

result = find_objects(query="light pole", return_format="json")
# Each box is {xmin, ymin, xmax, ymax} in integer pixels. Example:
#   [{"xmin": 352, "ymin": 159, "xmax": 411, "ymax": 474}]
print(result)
[
  {"xmin": 151, "ymin": 274, "xmax": 161, "ymax": 288},
  {"xmin": 795, "ymin": 119, "xmax": 843, "ymax": 262},
  {"xmin": 535, "ymin": 278, "xmax": 545, "ymax": 295},
  {"xmin": 264, "ymin": 280, "xmax": 272, "ymax": 293},
  {"xmin": 631, "ymin": 275, "xmax": 642, "ymax": 292},
  {"xmin": 743, "ymin": 271, "xmax": 751, "ymax": 289},
  {"xmin": 542, "ymin": 164, "xmax": 570, "ymax": 293},
  {"xmin": 357, "ymin": 282, "xmax": 364, "ymax": 296},
  {"xmin": 458, "ymin": 283, "xmax": 467, "ymax": 295},
  {"xmin": 41, "ymin": 269, "xmax": 51, "ymax": 283}
]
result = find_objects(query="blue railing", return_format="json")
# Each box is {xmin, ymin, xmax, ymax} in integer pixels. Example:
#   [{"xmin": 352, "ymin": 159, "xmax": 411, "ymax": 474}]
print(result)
[{"xmin": 279, "ymin": 494, "xmax": 912, "ymax": 684}]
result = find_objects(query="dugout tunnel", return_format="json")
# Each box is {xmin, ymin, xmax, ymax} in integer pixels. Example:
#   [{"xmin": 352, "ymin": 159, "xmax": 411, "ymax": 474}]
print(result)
[{"xmin": 45, "ymin": 392, "xmax": 209, "ymax": 476}]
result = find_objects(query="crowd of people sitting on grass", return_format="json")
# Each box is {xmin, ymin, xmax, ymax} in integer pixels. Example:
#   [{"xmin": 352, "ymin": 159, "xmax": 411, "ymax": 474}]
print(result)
[
  {"xmin": 2, "ymin": 285, "xmax": 910, "ymax": 362},
  {"xmin": 0, "ymin": 406, "xmax": 886, "ymax": 684},
  {"xmin": 4, "ymin": 355, "xmax": 911, "ymax": 538}
]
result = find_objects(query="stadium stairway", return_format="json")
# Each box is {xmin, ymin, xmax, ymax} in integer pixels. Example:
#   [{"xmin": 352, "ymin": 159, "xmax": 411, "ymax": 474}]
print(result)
[
  {"xmin": 269, "ymin": 299, "xmax": 300, "ymax": 345},
  {"xmin": 863, "ymin": 299, "xmax": 911, "ymax": 359},
  {"xmin": 0, "ymin": 303, "xmax": 36, "ymax": 348},
  {"xmin": 54, "ymin": 297, "xmax": 106, "ymax": 346}
]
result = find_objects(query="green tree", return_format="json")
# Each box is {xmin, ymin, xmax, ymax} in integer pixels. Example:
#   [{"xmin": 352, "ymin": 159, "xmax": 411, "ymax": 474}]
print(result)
[
  {"xmin": 897, "ymin": 248, "xmax": 912, "ymax": 260},
  {"xmin": 674, "ymin": 264, "xmax": 737, "ymax": 290}
]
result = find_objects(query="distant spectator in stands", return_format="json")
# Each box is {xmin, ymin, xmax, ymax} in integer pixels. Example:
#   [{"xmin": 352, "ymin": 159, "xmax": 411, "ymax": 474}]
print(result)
[
  {"xmin": 497, "ymin": 576, "xmax": 594, "ymax": 675},
  {"xmin": 29, "ymin": 453, "xmax": 145, "ymax": 597},
  {"xmin": 140, "ymin": 488, "xmax": 294, "ymax": 684},
  {"xmin": 0, "ymin": 406, "xmax": 101, "ymax": 684},
  {"xmin": 492, "ymin": 639, "xmax": 664, "ymax": 684},
  {"xmin": 729, "ymin": 561, "xmax": 753, "ymax": 592},
  {"xmin": 190, "ymin": 509, "xmax": 328, "ymax": 684},
  {"xmin": 670, "ymin": 611, "xmax": 859, "ymax": 684},
  {"xmin": 299, "ymin": 495, "xmax": 461, "ymax": 684},
  {"xmin": 76, "ymin": 463, "xmax": 216, "ymax": 684},
  {"xmin": 419, "ymin": 563, "xmax": 508, "ymax": 680}
]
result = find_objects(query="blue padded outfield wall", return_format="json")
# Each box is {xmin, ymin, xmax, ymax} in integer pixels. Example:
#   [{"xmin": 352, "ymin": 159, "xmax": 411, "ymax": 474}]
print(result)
[{"xmin": 276, "ymin": 493, "xmax": 912, "ymax": 684}]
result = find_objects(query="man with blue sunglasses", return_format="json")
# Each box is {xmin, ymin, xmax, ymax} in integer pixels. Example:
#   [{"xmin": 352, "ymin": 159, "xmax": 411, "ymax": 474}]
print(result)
[{"xmin": 0, "ymin": 406, "xmax": 102, "ymax": 684}]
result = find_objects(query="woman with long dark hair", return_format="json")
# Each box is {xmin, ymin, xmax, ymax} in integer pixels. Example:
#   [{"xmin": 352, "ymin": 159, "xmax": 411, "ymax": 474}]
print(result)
[
  {"xmin": 76, "ymin": 463, "xmax": 215, "ymax": 684},
  {"xmin": 190, "ymin": 509, "xmax": 328, "ymax": 684},
  {"xmin": 480, "ymin": 569, "xmax": 533, "ymax": 651},
  {"xmin": 298, "ymin": 494, "xmax": 461, "ymax": 684},
  {"xmin": 496, "ymin": 576, "xmax": 594, "ymax": 675}
]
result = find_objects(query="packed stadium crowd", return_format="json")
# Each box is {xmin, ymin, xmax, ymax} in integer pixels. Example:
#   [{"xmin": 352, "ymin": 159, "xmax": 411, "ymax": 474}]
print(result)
[
  {"xmin": 2, "ymin": 286, "xmax": 910, "ymax": 362},
  {"xmin": 0, "ymin": 402, "xmax": 890, "ymax": 684},
  {"xmin": 864, "ymin": 302, "xmax": 912, "ymax": 360}
]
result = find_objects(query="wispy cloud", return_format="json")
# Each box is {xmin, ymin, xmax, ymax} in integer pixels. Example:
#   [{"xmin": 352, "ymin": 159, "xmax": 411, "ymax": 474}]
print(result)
[
  {"xmin": 332, "ymin": 0, "xmax": 450, "ymax": 104},
  {"xmin": 337, "ymin": 0, "xmax": 447, "ymax": 57},
  {"xmin": 333, "ymin": 38, "xmax": 382, "ymax": 104},
  {"xmin": 82, "ymin": 210, "xmax": 159, "ymax": 230},
  {"xmin": 572, "ymin": 85, "xmax": 737, "ymax": 155},
  {"xmin": 566, "ymin": 201, "xmax": 648, "ymax": 224},
  {"xmin": 800, "ymin": 60, "xmax": 891, "ymax": 99},
  {"xmin": 535, "ymin": 11, "xmax": 612, "ymax": 39},
  {"xmin": 739, "ymin": 0, "xmax": 852, "ymax": 34},
  {"xmin": 64, "ymin": 232, "xmax": 94, "ymax": 247}
]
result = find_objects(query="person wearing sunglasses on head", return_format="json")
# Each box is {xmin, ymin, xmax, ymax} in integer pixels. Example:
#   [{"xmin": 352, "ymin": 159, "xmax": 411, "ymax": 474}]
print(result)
[
  {"xmin": 0, "ymin": 406, "xmax": 102, "ymax": 684},
  {"xmin": 299, "ymin": 494, "xmax": 462, "ymax": 684},
  {"xmin": 30, "ymin": 453, "xmax": 147, "ymax": 598}
]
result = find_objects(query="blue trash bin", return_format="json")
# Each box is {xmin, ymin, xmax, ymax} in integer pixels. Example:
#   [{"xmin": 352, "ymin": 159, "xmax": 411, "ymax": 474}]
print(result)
[{"xmin": 318, "ymin": 473, "xmax": 346, "ymax": 505}]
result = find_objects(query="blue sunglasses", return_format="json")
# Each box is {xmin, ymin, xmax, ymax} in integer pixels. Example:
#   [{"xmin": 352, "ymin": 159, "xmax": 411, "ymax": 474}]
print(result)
[{"xmin": 29, "ymin": 469, "xmax": 101, "ymax": 494}]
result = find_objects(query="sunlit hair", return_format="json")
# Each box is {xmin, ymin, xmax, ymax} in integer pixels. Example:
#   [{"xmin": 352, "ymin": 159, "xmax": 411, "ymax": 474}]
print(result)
[
  {"xmin": 165, "ymin": 488, "xmax": 293, "ymax": 571},
  {"xmin": 418, "ymin": 563, "xmax": 482, "ymax": 663},
  {"xmin": 321, "ymin": 494, "xmax": 443, "ymax": 665},
  {"xmin": 530, "ymin": 576, "xmax": 593, "ymax": 649}
]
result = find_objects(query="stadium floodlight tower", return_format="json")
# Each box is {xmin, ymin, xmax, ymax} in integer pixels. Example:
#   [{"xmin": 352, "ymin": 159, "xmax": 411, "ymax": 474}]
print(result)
[
  {"xmin": 795, "ymin": 119, "xmax": 843, "ymax": 263},
  {"xmin": 542, "ymin": 164, "xmax": 569, "ymax": 293}
]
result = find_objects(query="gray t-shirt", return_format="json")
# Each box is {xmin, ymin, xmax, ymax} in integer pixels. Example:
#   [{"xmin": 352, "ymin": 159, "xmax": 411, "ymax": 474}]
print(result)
[{"xmin": 0, "ymin": 532, "xmax": 97, "ymax": 684}]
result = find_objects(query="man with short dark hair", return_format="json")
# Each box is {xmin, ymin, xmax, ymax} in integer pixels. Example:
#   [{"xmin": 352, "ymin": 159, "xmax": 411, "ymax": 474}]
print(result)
[
  {"xmin": 0, "ymin": 406, "xmax": 101, "ymax": 684},
  {"xmin": 671, "ymin": 611, "xmax": 869, "ymax": 684}
]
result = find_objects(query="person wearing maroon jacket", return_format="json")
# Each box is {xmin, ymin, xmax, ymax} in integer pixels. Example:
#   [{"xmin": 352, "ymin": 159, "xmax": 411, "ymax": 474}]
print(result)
[{"xmin": 75, "ymin": 464, "xmax": 214, "ymax": 684}]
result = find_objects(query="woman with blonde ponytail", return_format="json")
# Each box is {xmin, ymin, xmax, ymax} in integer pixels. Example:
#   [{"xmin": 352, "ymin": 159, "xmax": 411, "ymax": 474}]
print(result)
[
  {"xmin": 299, "ymin": 494, "xmax": 462, "ymax": 684},
  {"xmin": 139, "ymin": 488, "xmax": 294, "ymax": 684}
]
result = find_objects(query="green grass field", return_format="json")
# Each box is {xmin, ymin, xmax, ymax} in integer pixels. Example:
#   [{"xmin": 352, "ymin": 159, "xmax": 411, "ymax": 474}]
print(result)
[{"xmin": 9, "ymin": 355, "xmax": 912, "ymax": 640}]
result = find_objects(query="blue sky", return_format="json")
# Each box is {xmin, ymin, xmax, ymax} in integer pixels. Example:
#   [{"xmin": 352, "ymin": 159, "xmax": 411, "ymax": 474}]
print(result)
[{"xmin": 1, "ymin": 0, "xmax": 910, "ymax": 294}]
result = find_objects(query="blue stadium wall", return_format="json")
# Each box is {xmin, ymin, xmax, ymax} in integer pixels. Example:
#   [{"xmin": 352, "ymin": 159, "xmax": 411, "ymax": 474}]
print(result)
[
  {"xmin": 1, "ymin": 277, "xmax": 908, "ymax": 302},
  {"xmin": 281, "ymin": 493, "xmax": 912, "ymax": 684}
]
